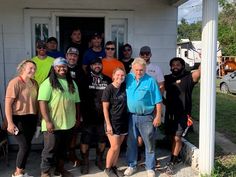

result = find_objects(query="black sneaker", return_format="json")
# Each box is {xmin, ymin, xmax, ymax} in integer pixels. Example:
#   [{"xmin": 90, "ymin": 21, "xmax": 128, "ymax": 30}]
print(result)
[
  {"xmin": 104, "ymin": 168, "xmax": 117, "ymax": 177},
  {"xmin": 165, "ymin": 162, "xmax": 174, "ymax": 175},
  {"xmin": 112, "ymin": 166, "xmax": 123, "ymax": 177}
]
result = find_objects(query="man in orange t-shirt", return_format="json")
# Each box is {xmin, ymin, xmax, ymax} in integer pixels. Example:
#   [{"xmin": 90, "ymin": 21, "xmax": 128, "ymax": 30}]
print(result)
[{"xmin": 102, "ymin": 41, "xmax": 124, "ymax": 78}]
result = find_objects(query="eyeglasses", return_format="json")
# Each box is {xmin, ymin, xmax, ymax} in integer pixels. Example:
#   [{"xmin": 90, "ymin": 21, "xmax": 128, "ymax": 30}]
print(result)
[
  {"xmin": 140, "ymin": 52, "xmax": 150, "ymax": 56},
  {"xmin": 55, "ymin": 65, "xmax": 67, "ymax": 69},
  {"xmin": 105, "ymin": 47, "xmax": 115, "ymax": 51}
]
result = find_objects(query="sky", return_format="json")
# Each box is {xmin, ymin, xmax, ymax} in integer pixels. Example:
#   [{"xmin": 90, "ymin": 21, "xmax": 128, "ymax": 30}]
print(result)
[{"xmin": 178, "ymin": 0, "xmax": 202, "ymax": 24}]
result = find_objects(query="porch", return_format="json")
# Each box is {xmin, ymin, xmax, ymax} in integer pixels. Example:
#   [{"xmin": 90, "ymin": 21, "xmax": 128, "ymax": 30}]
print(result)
[{"xmin": 0, "ymin": 146, "xmax": 198, "ymax": 177}]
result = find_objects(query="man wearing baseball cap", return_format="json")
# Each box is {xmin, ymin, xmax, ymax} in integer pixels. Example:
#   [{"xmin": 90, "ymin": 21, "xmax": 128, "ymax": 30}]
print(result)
[
  {"xmin": 65, "ymin": 47, "xmax": 85, "ymax": 167},
  {"xmin": 32, "ymin": 40, "xmax": 54, "ymax": 85},
  {"xmin": 80, "ymin": 58, "xmax": 111, "ymax": 174},
  {"xmin": 46, "ymin": 37, "xmax": 64, "ymax": 58}
]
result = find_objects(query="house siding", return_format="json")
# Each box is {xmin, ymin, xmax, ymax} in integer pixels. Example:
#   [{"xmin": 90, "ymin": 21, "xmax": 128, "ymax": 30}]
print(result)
[{"xmin": 0, "ymin": 0, "xmax": 178, "ymax": 113}]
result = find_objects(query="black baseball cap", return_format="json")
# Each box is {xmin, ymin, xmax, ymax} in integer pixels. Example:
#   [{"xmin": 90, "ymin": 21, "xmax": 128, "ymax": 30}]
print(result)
[
  {"xmin": 91, "ymin": 32, "xmax": 101, "ymax": 39},
  {"xmin": 47, "ymin": 37, "xmax": 58, "ymax": 43},
  {"xmin": 140, "ymin": 46, "xmax": 151, "ymax": 54},
  {"xmin": 36, "ymin": 40, "xmax": 46, "ymax": 48},
  {"xmin": 122, "ymin": 43, "xmax": 132, "ymax": 51},
  {"xmin": 90, "ymin": 58, "xmax": 102, "ymax": 65}
]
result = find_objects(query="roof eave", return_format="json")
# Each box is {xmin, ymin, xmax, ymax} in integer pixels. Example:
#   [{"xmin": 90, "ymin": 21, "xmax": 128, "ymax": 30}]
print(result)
[{"xmin": 169, "ymin": 0, "xmax": 189, "ymax": 7}]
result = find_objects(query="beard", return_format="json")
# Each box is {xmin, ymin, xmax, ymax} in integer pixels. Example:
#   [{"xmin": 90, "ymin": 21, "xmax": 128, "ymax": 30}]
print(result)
[
  {"xmin": 91, "ymin": 68, "xmax": 102, "ymax": 75},
  {"xmin": 171, "ymin": 68, "xmax": 184, "ymax": 76}
]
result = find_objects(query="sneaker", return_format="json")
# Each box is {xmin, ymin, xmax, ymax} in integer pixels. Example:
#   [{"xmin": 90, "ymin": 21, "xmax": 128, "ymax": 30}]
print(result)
[
  {"xmin": 81, "ymin": 163, "xmax": 89, "ymax": 174},
  {"xmin": 156, "ymin": 159, "xmax": 161, "ymax": 169},
  {"xmin": 40, "ymin": 172, "xmax": 51, "ymax": 177},
  {"xmin": 55, "ymin": 169, "xmax": 72, "ymax": 177},
  {"xmin": 12, "ymin": 173, "xmax": 34, "ymax": 177},
  {"xmin": 165, "ymin": 162, "xmax": 174, "ymax": 175},
  {"xmin": 146, "ymin": 170, "xmax": 155, "ymax": 177},
  {"xmin": 23, "ymin": 173, "xmax": 34, "ymax": 177},
  {"xmin": 124, "ymin": 167, "xmax": 137, "ymax": 176},
  {"xmin": 112, "ymin": 166, "xmax": 123, "ymax": 177},
  {"xmin": 95, "ymin": 159, "xmax": 105, "ymax": 171},
  {"xmin": 104, "ymin": 168, "xmax": 117, "ymax": 177},
  {"xmin": 53, "ymin": 171, "xmax": 62, "ymax": 177},
  {"xmin": 12, "ymin": 173, "xmax": 24, "ymax": 177}
]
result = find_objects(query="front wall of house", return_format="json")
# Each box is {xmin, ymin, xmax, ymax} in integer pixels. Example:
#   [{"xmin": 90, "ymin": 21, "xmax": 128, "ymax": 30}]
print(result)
[{"xmin": 0, "ymin": 0, "xmax": 177, "ymax": 113}]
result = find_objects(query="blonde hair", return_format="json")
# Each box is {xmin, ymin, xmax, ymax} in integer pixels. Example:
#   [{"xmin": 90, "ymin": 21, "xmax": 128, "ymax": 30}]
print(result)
[
  {"xmin": 17, "ymin": 59, "xmax": 36, "ymax": 75},
  {"xmin": 131, "ymin": 57, "xmax": 146, "ymax": 68},
  {"xmin": 112, "ymin": 67, "xmax": 126, "ymax": 80}
]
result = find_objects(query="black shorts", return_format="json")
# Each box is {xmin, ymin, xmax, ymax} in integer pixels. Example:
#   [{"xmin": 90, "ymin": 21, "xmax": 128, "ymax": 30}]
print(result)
[
  {"xmin": 105, "ymin": 121, "xmax": 128, "ymax": 136},
  {"xmin": 80, "ymin": 123, "xmax": 107, "ymax": 144},
  {"xmin": 165, "ymin": 114, "xmax": 187, "ymax": 136}
]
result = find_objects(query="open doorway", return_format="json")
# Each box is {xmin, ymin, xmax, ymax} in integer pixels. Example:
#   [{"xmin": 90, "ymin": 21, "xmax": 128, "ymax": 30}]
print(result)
[{"xmin": 59, "ymin": 17, "xmax": 105, "ymax": 53}]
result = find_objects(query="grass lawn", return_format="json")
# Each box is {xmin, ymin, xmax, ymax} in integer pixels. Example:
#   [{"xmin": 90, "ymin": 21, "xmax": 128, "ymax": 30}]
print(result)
[
  {"xmin": 191, "ymin": 82, "xmax": 236, "ymax": 144},
  {"xmin": 187, "ymin": 80, "xmax": 236, "ymax": 176}
]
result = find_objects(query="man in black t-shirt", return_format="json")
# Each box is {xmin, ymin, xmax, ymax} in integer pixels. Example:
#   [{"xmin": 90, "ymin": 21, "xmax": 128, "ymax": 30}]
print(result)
[
  {"xmin": 80, "ymin": 58, "xmax": 112, "ymax": 174},
  {"xmin": 120, "ymin": 43, "xmax": 134, "ymax": 73},
  {"xmin": 65, "ymin": 47, "xmax": 85, "ymax": 167},
  {"xmin": 164, "ymin": 57, "xmax": 200, "ymax": 175},
  {"xmin": 67, "ymin": 27, "xmax": 87, "ymax": 68}
]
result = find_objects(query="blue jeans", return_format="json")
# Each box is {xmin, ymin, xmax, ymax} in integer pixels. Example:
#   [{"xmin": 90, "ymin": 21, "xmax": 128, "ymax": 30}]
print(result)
[{"xmin": 126, "ymin": 114, "xmax": 156, "ymax": 170}]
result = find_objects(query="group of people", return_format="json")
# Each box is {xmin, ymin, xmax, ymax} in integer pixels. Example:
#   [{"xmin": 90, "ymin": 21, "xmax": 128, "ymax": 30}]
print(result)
[{"xmin": 5, "ymin": 27, "xmax": 201, "ymax": 177}]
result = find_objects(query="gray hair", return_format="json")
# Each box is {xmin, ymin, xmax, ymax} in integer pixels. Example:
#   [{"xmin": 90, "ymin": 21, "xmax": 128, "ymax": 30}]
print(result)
[{"xmin": 131, "ymin": 57, "xmax": 147, "ymax": 68}]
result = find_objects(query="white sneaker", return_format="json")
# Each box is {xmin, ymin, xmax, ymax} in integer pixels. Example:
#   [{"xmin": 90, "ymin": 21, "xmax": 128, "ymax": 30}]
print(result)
[
  {"xmin": 23, "ymin": 173, "xmax": 34, "ymax": 177},
  {"xmin": 12, "ymin": 173, "xmax": 33, "ymax": 177},
  {"xmin": 147, "ymin": 170, "xmax": 155, "ymax": 177},
  {"xmin": 12, "ymin": 174, "xmax": 24, "ymax": 177},
  {"xmin": 124, "ymin": 167, "xmax": 137, "ymax": 176}
]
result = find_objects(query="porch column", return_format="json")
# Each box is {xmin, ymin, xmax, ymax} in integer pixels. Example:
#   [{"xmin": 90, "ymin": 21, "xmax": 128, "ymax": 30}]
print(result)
[{"xmin": 199, "ymin": 0, "xmax": 218, "ymax": 175}]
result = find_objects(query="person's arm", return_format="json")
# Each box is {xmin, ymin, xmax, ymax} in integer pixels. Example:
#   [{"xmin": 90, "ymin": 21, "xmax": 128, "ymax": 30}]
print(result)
[
  {"xmin": 192, "ymin": 64, "xmax": 201, "ymax": 82},
  {"xmin": 39, "ymin": 100, "xmax": 54, "ymax": 133},
  {"xmin": 5, "ymin": 98, "xmax": 16, "ymax": 134},
  {"xmin": 152, "ymin": 103, "xmax": 162, "ymax": 127},
  {"xmin": 102, "ymin": 102, "xmax": 113, "ymax": 135},
  {"xmin": 158, "ymin": 81, "xmax": 165, "ymax": 95},
  {"xmin": 82, "ymin": 65, "xmax": 88, "ymax": 75}
]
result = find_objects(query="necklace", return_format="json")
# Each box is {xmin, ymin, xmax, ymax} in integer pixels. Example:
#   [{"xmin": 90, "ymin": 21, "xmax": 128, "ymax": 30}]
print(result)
[{"xmin": 19, "ymin": 76, "xmax": 34, "ymax": 87}]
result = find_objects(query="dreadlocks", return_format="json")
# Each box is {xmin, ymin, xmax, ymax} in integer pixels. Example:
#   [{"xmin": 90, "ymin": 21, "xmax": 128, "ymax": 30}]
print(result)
[{"xmin": 48, "ymin": 67, "xmax": 75, "ymax": 93}]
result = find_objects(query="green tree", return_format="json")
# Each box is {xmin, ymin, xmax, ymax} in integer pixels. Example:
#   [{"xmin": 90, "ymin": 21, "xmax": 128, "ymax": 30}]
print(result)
[
  {"xmin": 178, "ymin": 0, "xmax": 236, "ymax": 56},
  {"xmin": 218, "ymin": 0, "xmax": 236, "ymax": 55},
  {"xmin": 177, "ymin": 18, "xmax": 202, "ymax": 42}
]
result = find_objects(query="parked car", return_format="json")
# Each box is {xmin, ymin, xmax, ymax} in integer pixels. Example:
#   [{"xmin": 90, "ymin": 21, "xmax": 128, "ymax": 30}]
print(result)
[{"xmin": 220, "ymin": 71, "xmax": 236, "ymax": 94}]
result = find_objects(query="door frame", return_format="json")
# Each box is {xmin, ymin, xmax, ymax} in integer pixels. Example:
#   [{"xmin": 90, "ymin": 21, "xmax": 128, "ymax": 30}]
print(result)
[{"xmin": 24, "ymin": 9, "xmax": 134, "ymax": 58}]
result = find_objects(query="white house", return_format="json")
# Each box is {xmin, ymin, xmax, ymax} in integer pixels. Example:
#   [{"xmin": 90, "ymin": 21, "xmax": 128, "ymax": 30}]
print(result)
[
  {"xmin": 0, "ymin": 0, "xmax": 188, "ymax": 103},
  {"xmin": 0, "ymin": 0, "xmax": 219, "ymax": 175}
]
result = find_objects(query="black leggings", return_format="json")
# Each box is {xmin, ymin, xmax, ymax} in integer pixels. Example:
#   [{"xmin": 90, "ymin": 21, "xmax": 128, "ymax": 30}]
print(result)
[{"xmin": 13, "ymin": 114, "xmax": 37, "ymax": 169}]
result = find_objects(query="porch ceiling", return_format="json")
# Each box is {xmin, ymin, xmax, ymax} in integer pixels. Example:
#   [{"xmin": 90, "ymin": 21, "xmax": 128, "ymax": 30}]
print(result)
[{"xmin": 169, "ymin": 0, "xmax": 189, "ymax": 7}]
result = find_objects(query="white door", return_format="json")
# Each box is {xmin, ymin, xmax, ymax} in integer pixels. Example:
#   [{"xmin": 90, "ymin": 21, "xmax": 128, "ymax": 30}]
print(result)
[
  {"xmin": 107, "ymin": 19, "xmax": 128, "ymax": 58},
  {"xmin": 31, "ymin": 18, "xmax": 51, "ymax": 56}
]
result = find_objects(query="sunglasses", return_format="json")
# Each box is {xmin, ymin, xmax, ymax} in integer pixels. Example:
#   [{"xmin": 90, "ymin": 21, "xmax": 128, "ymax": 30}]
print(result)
[
  {"xmin": 106, "ymin": 47, "xmax": 115, "ymax": 51},
  {"xmin": 123, "ymin": 48, "xmax": 131, "ymax": 52},
  {"xmin": 140, "ymin": 52, "xmax": 150, "ymax": 56},
  {"xmin": 37, "ymin": 47, "xmax": 46, "ymax": 49}
]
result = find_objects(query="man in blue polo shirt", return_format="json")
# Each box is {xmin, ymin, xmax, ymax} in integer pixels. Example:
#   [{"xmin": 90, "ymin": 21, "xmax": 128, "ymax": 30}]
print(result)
[{"xmin": 124, "ymin": 57, "xmax": 162, "ymax": 177}]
